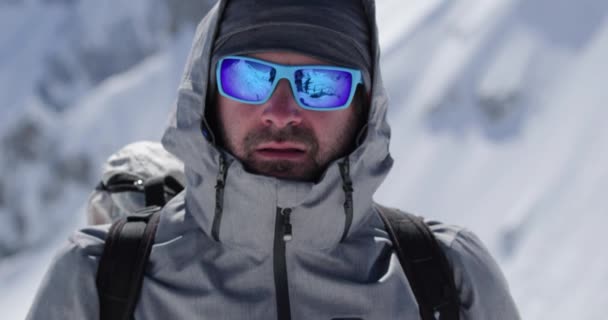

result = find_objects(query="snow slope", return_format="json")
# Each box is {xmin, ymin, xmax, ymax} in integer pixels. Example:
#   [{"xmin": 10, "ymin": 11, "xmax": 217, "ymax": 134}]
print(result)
[
  {"xmin": 1, "ymin": 0, "xmax": 607, "ymax": 319},
  {"xmin": 375, "ymin": 1, "xmax": 608, "ymax": 318}
]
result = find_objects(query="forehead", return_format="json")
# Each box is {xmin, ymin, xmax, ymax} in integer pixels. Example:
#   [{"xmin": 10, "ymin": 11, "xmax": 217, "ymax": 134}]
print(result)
[{"xmin": 247, "ymin": 51, "xmax": 331, "ymax": 66}]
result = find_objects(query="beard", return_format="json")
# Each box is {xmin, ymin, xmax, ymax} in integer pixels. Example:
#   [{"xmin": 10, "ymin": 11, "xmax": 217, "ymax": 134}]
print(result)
[
  {"xmin": 219, "ymin": 120, "xmax": 359, "ymax": 182},
  {"xmin": 242, "ymin": 126, "xmax": 323, "ymax": 181},
  {"xmin": 214, "ymin": 99, "xmax": 363, "ymax": 182}
]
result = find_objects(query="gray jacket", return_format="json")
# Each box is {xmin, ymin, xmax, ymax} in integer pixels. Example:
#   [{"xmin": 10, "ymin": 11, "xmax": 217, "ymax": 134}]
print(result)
[{"xmin": 27, "ymin": 1, "xmax": 520, "ymax": 319}]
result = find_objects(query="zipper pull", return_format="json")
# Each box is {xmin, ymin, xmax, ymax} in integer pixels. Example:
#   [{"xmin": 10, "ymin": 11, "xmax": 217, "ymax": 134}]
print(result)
[{"xmin": 282, "ymin": 208, "xmax": 293, "ymax": 242}]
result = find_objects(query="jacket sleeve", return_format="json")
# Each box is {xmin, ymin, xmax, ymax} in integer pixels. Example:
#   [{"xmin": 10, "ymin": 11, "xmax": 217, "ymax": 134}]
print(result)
[
  {"xmin": 445, "ymin": 229, "xmax": 521, "ymax": 319},
  {"xmin": 26, "ymin": 231, "xmax": 103, "ymax": 320}
]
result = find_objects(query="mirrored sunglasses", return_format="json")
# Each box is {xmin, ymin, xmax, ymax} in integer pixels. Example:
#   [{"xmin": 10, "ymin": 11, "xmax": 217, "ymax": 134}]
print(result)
[{"xmin": 216, "ymin": 55, "xmax": 363, "ymax": 111}]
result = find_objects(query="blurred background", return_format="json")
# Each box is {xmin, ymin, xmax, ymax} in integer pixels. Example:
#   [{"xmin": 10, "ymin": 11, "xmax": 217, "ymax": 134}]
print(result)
[{"xmin": 1, "ymin": 0, "xmax": 607, "ymax": 318}]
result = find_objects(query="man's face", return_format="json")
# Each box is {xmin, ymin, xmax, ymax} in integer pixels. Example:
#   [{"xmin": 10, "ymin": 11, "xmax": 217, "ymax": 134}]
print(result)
[{"xmin": 215, "ymin": 51, "xmax": 363, "ymax": 181}]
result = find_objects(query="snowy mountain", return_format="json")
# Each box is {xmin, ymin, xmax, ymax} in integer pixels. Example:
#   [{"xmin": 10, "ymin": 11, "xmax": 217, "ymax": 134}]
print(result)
[
  {"xmin": 376, "ymin": 1, "xmax": 608, "ymax": 318},
  {"xmin": 0, "ymin": 0, "xmax": 214, "ymax": 256},
  {"xmin": 1, "ymin": 0, "xmax": 607, "ymax": 319}
]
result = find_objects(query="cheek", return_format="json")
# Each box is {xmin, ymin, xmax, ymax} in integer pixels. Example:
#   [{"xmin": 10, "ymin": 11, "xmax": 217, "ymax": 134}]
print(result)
[
  {"xmin": 217, "ymin": 98, "xmax": 245, "ymax": 147},
  {"xmin": 321, "ymin": 108, "xmax": 355, "ymax": 130},
  {"xmin": 218, "ymin": 98, "xmax": 245, "ymax": 131},
  {"xmin": 307, "ymin": 110, "xmax": 352, "ymax": 147}
]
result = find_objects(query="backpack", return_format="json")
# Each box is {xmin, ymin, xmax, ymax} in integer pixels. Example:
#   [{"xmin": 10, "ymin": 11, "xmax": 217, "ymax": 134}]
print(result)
[
  {"xmin": 94, "ymin": 174, "xmax": 182, "ymax": 320},
  {"xmin": 95, "ymin": 189, "xmax": 460, "ymax": 320},
  {"xmin": 86, "ymin": 141, "xmax": 186, "ymax": 226}
]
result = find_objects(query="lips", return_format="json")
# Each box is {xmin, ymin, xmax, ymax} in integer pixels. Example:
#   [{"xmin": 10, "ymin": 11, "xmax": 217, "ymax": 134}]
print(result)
[{"xmin": 255, "ymin": 142, "xmax": 307, "ymax": 160}]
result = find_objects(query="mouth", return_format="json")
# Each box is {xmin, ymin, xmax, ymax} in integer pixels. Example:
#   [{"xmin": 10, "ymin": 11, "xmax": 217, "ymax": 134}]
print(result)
[{"xmin": 255, "ymin": 142, "xmax": 308, "ymax": 160}]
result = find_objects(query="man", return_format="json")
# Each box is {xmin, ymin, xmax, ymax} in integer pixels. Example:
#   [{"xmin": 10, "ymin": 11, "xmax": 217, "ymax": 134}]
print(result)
[{"xmin": 27, "ymin": 0, "xmax": 520, "ymax": 319}]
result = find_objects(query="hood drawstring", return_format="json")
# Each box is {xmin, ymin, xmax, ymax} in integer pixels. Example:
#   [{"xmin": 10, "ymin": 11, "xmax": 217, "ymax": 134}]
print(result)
[
  {"xmin": 211, "ymin": 154, "xmax": 229, "ymax": 241},
  {"xmin": 339, "ymin": 159, "xmax": 354, "ymax": 242}
]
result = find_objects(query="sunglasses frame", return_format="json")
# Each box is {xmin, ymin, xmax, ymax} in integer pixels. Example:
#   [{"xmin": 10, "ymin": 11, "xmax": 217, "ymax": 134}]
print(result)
[{"xmin": 216, "ymin": 55, "xmax": 363, "ymax": 111}]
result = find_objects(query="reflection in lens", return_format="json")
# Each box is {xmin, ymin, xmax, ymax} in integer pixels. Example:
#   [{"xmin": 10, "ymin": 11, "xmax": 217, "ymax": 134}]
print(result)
[
  {"xmin": 221, "ymin": 58, "xmax": 275, "ymax": 103},
  {"xmin": 295, "ymin": 69, "xmax": 352, "ymax": 109}
]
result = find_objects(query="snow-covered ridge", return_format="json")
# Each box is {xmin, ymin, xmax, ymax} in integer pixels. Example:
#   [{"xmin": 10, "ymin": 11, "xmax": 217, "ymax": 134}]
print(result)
[
  {"xmin": 376, "ymin": 0, "xmax": 608, "ymax": 318},
  {"xmin": 0, "ymin": 0, "xmax": 214, "ymax": 258},
  {"xmin": 1, "ymin": 0, "xmax": 607, "ymax": 319}
]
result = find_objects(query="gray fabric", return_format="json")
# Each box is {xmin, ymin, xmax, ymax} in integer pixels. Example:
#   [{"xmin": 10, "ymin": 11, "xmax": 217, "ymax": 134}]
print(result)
[
  {"xmin": 86, "ymin": 141, "xmax": 185, "ymax": 225},
  {"xmin": 27, "ymin": 0, "xmax": 521, "ymax": 319},
  {"xmin": 212, "ymin": 0, "xmax": 372, "ymax": 92}
]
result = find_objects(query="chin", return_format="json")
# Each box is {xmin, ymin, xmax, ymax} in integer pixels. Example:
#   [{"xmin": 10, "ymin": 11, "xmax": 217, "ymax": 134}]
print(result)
[{"xmin": 247, "ymin": 162, "xmax": 320, "ymax": 182}]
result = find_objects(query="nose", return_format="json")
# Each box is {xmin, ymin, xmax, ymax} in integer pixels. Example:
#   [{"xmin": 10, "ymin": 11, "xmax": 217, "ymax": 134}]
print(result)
[{"xmin": 261, "ymin": 79, "xmax": 302, "ymax": 128}]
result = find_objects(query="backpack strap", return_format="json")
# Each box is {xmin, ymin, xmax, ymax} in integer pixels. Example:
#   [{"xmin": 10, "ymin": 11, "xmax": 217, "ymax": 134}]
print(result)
[
  {"xmin": 374, "ymin": 204, "xmax": 460, "ymax": 320},
  {"xmin": 96, "ymin": 206, "xmax": 162, "ymax": 320},
  {"xmin": 144, "ymin": 176, "xmax": 185, "ymax": 207},
  {"xmin": 143, "ymin": 177, "xmax": 166, "ymax": 207}
]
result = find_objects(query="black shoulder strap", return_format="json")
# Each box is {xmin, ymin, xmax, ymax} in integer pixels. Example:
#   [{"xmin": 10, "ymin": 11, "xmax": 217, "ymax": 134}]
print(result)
[
  {"xmin": 143, "ymin": 176, "xmax": 185, "ymax": 207},
  {"xmin": 374, "ymin": 204, "xmax": 460, "ymax": 320},
  {"xmin": 96, "ymin": 206, "xmax": 162, "ymax": 320}
]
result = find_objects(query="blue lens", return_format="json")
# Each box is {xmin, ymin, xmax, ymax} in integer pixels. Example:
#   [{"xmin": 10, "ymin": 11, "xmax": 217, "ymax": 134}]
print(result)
[
  {"xmin": 294, "ymin": 69, "xmax": 353, "ymax": 109},
  {"xmin": 219, "ymin": 58, "xmax": 276, "ymax": 103}
]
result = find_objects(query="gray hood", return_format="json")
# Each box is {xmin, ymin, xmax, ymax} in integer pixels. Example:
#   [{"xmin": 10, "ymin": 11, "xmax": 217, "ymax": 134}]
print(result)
[{"xmin": 161, "ymin": 0, "xmax": 393, "ymax": 251}]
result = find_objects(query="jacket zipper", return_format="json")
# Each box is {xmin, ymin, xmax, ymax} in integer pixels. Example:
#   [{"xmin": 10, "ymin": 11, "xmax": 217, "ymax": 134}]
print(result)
[{"xmin": 273, "ymin": 207, "xmax": 292, "ymax": 320}]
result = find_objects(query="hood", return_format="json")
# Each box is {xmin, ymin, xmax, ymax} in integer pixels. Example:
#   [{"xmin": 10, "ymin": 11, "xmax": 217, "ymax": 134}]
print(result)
[{"xmin": 161, "ymin": 0, "xmax": 393, "ymax": 251}]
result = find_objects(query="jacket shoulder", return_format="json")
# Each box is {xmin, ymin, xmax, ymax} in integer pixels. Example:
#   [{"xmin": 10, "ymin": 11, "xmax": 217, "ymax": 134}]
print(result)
[
  {"xmin": 370, "ymin": 205, "xmax": 520, "ymax": 319},
  {"xmin": 26, "ymin": 230, "xmax": 103, "ymax": 319},
  {"xmin": 428, "ymin": 222, "xmax": 521, "ymax": 319}
]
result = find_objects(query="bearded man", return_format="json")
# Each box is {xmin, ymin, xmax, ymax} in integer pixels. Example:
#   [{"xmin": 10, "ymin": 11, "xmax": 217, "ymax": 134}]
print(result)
[{"xmin": 27, "ymin": 1, "xmax": 520, "ymax": 319}]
